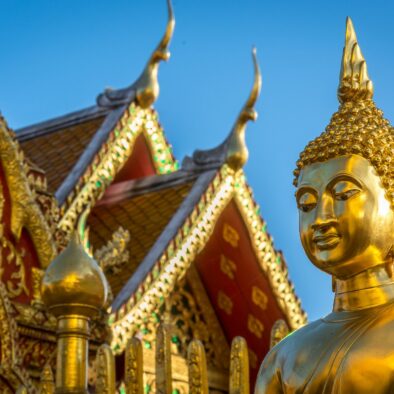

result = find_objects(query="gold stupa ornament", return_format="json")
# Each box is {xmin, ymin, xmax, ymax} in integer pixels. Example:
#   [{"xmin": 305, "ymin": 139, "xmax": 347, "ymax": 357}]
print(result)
[
  {"xmin": 41, "ymin": 233, "xmax": 108, "ymax": 393},
  {"xmin": 294, "ymin": 17, "xmax": 394, "ymax": 205}
]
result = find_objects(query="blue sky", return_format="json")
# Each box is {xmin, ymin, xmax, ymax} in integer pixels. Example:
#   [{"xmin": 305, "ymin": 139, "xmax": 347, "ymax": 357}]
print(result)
[{"xmin": 1, "ymin": 0, "xmax": 393, "ymax": 321}]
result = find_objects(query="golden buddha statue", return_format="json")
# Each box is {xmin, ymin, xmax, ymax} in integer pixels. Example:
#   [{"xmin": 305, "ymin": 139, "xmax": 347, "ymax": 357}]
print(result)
[{"xmin": 255, "ymin": 18, "xmax": 394, "ymax": 393}]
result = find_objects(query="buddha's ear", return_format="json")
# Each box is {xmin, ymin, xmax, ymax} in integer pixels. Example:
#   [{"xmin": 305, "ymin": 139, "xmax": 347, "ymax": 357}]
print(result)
[{"xmin": 384, "ymin": 246, "xmax": 394, "ymax": 279}]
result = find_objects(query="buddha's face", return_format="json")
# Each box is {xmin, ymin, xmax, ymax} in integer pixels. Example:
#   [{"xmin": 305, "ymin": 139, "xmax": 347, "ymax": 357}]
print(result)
[{"xmin": 296, "ymin": 154, "xmax": 394, "ymax": 279}]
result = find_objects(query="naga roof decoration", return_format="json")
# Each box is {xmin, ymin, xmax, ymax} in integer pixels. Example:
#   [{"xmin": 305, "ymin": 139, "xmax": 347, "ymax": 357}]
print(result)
[
  {"xmin": 109, "ymin": 51, "xmax": 306, "ymax": 354},
  {"xmin": 184, "ymin": 48, "xmax": 261, "ymax": 172},
  {"xmin": 226, "ymin": 47, "xmax": 261, "ymax": 171},
  {"xmin": 96, "ymin": 0, "xmax": 175, "ymax": 110},
  {"xmin": 16, "ymin": 0, "xmax": 177, "ymax": 238}
]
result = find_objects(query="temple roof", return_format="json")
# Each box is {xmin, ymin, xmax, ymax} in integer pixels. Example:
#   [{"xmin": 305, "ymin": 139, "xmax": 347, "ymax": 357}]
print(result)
[
  {"xmin": 18, "ymin": 111, "xmax": 106, "ymax": 193},
  {"xmin": 16, "ymin": 101, "xmax": 129, "ymax": 204},
  {"xmin": 89, "ymin": 173, "xmax": 194, "ymax": 295},
  {"xmin": 111, "ymin": 169, "xmax": 216, "ymax": 311},
  {"xmin": 15, "ymin": 0, "xmax": 175, "ymax": 211}
]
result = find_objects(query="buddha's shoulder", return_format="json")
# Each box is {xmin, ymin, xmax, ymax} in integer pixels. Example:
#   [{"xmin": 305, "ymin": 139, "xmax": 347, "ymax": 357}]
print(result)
[
  {"xmin": 257, "ymin": 320, "xmax": 324, "ymax": 381},
  {"xmin": 266, "ymin": 319, "xmax": 325, "ymax": 359},
  {"xmin": 269, "ymin": 304, "xmax": 394, "ymax": 360}
]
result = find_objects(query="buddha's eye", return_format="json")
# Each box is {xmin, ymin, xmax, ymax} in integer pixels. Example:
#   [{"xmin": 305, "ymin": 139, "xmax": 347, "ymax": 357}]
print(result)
[
  {"xmin": 332, "ymin": 180, "xmax": 361, "ymax": 201},
  {"xmin": 297, "ymin": 191, "xmax": 317, "ymax": 212}
]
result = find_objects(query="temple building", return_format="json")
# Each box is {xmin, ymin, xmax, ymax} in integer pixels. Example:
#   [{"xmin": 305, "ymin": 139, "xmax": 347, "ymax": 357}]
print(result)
[{"xmin": 0, "ymin": 1, "xmax": 305, "ymax": 392}]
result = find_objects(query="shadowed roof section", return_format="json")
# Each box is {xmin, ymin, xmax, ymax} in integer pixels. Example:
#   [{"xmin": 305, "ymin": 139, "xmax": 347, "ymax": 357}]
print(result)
[
  {"xmin": 111, "ymin": 169, "xmax": 217, "ymax": 311},
  {"xmin": 88, "ymin": 171, "xmax": 195, "ymax": 296},
  {"xmin": 18, "ymin": 110, "xmax": 106, "ymax": 193}
]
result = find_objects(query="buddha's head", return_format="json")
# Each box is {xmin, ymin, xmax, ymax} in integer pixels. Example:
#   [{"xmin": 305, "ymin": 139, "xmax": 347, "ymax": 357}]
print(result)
[{"xmin": 294, "ymin": 18, "xmax": 394, "ymax": 279}]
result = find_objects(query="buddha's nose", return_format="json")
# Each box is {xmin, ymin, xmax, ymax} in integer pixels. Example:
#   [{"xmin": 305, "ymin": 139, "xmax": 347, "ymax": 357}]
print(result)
[{"xmin": 312, "ymin": 194, "xmax": 336, "ymax": 229}]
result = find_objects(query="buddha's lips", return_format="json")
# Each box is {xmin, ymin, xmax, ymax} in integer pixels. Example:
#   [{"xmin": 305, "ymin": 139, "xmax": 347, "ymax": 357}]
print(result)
[{"xmin": 313, "ymin": 233, "xmax": 341, "ymax": 249}]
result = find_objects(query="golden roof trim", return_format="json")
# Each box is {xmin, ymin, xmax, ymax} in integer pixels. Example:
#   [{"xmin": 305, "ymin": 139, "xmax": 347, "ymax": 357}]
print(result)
[{"xmin": 58, "ymin": 103, "xmax": 178, "ymax": 236}]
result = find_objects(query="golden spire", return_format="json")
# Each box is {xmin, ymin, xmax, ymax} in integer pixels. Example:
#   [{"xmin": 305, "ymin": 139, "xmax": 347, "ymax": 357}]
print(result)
[
  {"xmin": 135, "ymin": 0, "xmax": 175, "ymax": 108},
  {"xmin": 337, "ymin": 17, "xmax": 373, "ymax": 103},
  {"xmin": 226, "ymin": 47, "xmax": 262, "ymax": 171}
]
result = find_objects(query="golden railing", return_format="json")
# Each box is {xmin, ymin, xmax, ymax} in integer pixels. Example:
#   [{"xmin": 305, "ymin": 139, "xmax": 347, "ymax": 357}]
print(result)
[
  {"xmin": 17, "ymin": 234, "xmax": 255, "ymax": 393},
  {"xmin": 18, "ymin": 323, "xmax": 250, "ymax": 393}
]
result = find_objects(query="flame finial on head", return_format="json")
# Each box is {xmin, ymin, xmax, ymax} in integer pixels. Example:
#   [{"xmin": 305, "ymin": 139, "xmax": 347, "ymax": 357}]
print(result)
[
  {"xmin": 294, "ymin": 18, "xmax": 394, "ymax": 207},
  {"xmin": 338, "ymin": 17, "xmax": 373, "ymax": 103},
  {"xmin": 226, "ymin": 47, "xmax": 262, "ymax": 171}
]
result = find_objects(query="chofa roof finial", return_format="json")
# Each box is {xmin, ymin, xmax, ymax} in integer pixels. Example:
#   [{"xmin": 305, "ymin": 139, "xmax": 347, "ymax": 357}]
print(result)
[
  {"xmin": 226, "ymin": 47, "xmax": 262, "ymax": 171},
  {"xmin": 135, "ymin": 0, "xmax": 175, "ymax": 108},
  {"xmin": 337, "ymin": 17, "xmax": 373, "ymax": 104},
  {"xmin": 96, "ymin": 0, "xmax": 175, "ymax": 109}
]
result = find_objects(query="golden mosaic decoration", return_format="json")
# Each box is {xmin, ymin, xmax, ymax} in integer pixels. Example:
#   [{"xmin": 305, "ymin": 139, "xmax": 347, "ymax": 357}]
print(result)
[{"xmin": 0, "ymin": 282, "xmax": 33, "ymax": 392}]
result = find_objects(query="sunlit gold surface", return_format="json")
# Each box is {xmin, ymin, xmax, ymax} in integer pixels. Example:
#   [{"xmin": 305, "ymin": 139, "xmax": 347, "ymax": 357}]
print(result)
[
  {"xmin": 297, "ymin": 155, "xmax": 393, "ymax": 279},
  {"xmin": 41, "ymin": 233, "xmax": 108, "ymax": 316},
  {"xmin": 226, "ymin": 47, "xmax": 262, "ymax": 171},
  {"xmin": 256, "ymin": 17, "xmax": 394, "ymax": 394},
  {"xmin": 338, "ymin": 17, "xmax": 373, "ymax": 103},
  {"xmin": 42, "ymin": 234, "xmax": 108, "ymax": 394},
  {"xmin": 135, "ymin": 0, "xmax": 175, "ymax": 108},
  {"xmin": 293, "ymin": 19, "xmax": 394, "ymax": 206}
]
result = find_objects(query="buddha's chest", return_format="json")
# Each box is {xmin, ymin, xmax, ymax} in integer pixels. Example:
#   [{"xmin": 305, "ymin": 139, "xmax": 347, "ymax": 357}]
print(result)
[{"xmin": 281, "ymin": 318, "xmax": 394, "ymax": 393}]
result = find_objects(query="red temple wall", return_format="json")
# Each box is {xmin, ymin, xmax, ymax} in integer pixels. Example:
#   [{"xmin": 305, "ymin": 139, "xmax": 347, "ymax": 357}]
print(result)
[
  {"xmin": 195, "ymin": 199, "xmax": 288, "ymax": 384},
  {"xmin": 114, "ymin": 133, "xmax": 156, "ymax": 183}
]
